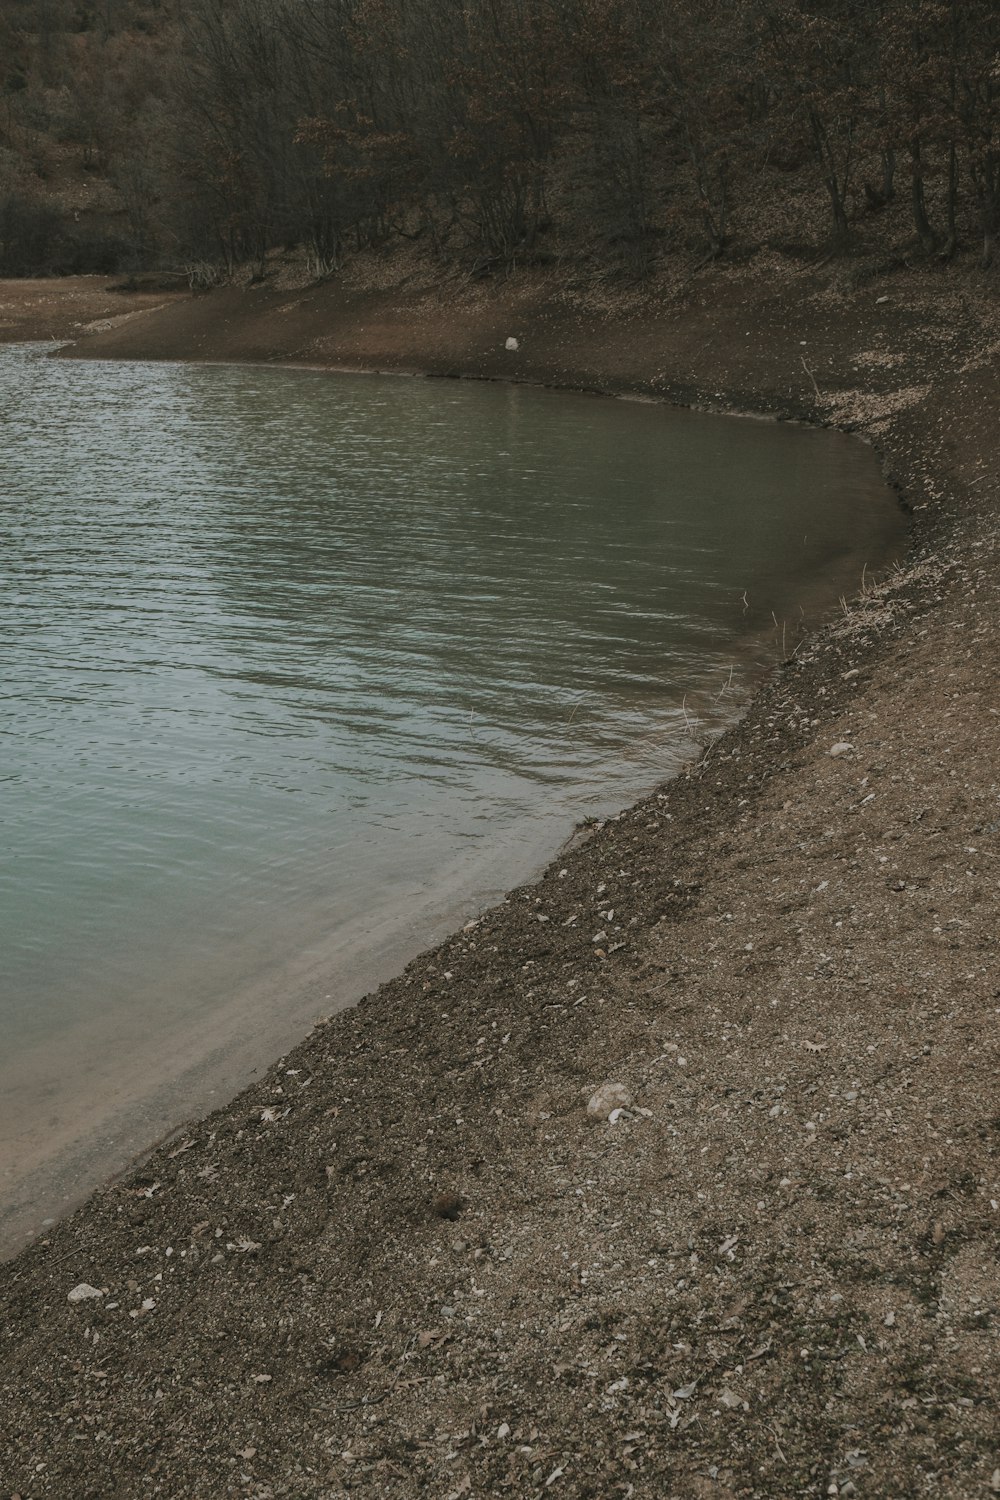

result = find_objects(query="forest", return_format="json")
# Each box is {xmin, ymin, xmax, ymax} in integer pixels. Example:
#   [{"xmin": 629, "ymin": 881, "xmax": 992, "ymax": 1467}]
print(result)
[{"xmin": 0, "ymin": 0, "xmax": 998, "ymax": 280}]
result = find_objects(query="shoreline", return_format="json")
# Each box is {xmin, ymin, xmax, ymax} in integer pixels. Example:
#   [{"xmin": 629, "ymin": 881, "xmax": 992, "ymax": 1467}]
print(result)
[
  {"xmin": 1, "ymin": 264, "xmax": 998, "ymax": 1496},
  {"xmin": 0, "ymin": 347, "xmax": 907, "ymax": 1261},
  {"xmin": 0, "ymin": 331, "xmax": 903, "ymax": 1259}
]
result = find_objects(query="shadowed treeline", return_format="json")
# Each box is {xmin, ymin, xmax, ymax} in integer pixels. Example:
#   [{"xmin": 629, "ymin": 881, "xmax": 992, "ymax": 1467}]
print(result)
[{"xmin": 0, "ymin": 0, "xmax": 997, "ymax": 278}]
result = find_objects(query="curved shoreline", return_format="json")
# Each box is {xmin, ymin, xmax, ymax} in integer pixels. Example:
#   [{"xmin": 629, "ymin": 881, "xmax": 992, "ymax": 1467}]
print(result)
[
  {"xmin": 1, "ymin": 266, "xmax": 998, "ymax": 1497},
  {"xmin": 0, "ymin": 351, "xmax": 905, "ymax": 1260}
]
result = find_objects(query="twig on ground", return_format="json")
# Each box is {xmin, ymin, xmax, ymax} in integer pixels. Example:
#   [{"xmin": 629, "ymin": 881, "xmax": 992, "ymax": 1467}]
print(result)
[
  {"xmin": 333, "ymin": 1336, "xmax": 417, "ymax": 1414},
  {"xmin": 800, "ymin": 356, "xmax": 821, "ymax": 400}
]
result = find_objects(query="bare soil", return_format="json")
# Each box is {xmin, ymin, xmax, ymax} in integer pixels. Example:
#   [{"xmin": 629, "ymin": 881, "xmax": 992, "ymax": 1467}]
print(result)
[
  {"xmin": 1, "ymin": 252, "xmax": 998, "ymax": 1499},
  {"xmin": 0, "ymin": 276, "xmax": 187, "ymax": 344}
]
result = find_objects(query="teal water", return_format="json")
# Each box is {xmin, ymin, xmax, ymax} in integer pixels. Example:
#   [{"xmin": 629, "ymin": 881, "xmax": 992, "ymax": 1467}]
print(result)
[{"xmin": 0, "ymin": 347, "xmax": 905, "ymax": 1247}]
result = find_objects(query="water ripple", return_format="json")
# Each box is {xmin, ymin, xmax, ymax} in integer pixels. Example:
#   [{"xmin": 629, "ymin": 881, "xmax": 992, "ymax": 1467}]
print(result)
[{"xmin": 0, "ymin": 348, "xmax": 903, "ymax": 1061}]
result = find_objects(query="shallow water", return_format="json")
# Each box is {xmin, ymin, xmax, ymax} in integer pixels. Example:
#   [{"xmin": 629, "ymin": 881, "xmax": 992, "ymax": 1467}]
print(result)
[{"xmin": 0, "ymin": 348, "xmax": 905, "ymax": 1249}]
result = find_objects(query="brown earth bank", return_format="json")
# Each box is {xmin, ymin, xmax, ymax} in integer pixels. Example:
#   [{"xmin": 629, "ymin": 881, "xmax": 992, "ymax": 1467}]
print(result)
[
  {"xmin": 1, "ymin": 253, "xmax": 999, "ymax": 1499},
  {"xmin": 0, "ymin": 277, "xmax": 189, "ymax": 345}
]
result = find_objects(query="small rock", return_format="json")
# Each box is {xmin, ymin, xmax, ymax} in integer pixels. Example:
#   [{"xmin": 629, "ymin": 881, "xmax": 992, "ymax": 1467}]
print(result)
[
  {"xmin": 67, "ymin": 1283, "xmax": 104, "ymax": 1303},
  {"xmin": 432, "ymin": 1191, "xmax": 463, "ymax": 1221},
  {"xmin": 497, "ymin": 1422, "xmax": 511, "ymax": 1440},
  {"xmin": 829, "ymin": 742, "xmax": 855, "ymax": 757},
  {"xmin": 505, "ymin": 336, "xmax": 519, "ymax": 352},
  {"xmin": 587, "ymin": 1082, "xmax": 633, "ymax": 1120}
]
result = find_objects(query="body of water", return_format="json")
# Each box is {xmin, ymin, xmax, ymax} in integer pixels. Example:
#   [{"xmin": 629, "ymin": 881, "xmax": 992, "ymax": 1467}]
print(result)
[{"xmin": 0, "ymin": 347, "xmax": 906, "ymax": 1249}]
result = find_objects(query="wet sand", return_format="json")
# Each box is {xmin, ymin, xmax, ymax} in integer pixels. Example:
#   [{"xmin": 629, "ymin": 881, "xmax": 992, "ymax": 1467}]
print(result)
[{"xmin": 0, "ymin": 782, "xmax": 577, "ymax": 1256}]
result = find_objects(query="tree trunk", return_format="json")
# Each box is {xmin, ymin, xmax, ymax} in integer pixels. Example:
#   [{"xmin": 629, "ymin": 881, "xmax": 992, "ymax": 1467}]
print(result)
[
  {"xmin": 880, "ymin": 148, "xmax": 896, "ymax": 203},
  {"xmin": 808, "ymin": 108, "xmax": 851, "ymax": 245},
  {"xmin": 909, "ymin": 138, "xmax": 936, "ymax": 252},
  {"xmin": 941, "ymin": 141, "xmax": 958, "ymax": 257}
]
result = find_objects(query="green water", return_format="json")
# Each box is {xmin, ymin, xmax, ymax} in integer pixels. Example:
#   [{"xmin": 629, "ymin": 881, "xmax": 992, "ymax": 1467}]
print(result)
[{"xmin": 0, "ymin": 347, "xmax": 905, "ymax": 1247}]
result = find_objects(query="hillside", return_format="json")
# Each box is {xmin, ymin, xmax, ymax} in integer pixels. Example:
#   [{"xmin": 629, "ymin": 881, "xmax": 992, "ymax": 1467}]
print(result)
[{"xmin": 1, "ymin": 0, "xmax": 998, "ymax": 284}]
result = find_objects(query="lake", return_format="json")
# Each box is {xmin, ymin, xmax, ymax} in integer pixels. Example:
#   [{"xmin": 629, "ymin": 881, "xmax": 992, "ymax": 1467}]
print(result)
[{"xmin": 0, "ymin": 347, "xmax": 905, "ymax": 1250}]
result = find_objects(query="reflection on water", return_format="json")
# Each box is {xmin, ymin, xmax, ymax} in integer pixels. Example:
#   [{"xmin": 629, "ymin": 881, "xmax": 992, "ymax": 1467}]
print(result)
[{"xmin": 0, "ymin": 347, "xmax": 905, "ymax": 1247}]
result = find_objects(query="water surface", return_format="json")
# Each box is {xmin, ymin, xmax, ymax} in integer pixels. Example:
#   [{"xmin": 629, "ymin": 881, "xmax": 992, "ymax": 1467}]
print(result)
[{"xmin": 0, "ymin": 348, "xmax": 905, "ymax": 1249}]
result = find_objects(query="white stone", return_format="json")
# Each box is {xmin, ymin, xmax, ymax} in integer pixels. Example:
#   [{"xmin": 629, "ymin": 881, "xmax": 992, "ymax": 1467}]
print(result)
[
  {"xmin": 67, "ymin": 1283, "xmax": 104, "ymax": 1303},
  {"xmin": 587, "ymin": 1082, "xmax": 633, "ymax": 1120}
]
